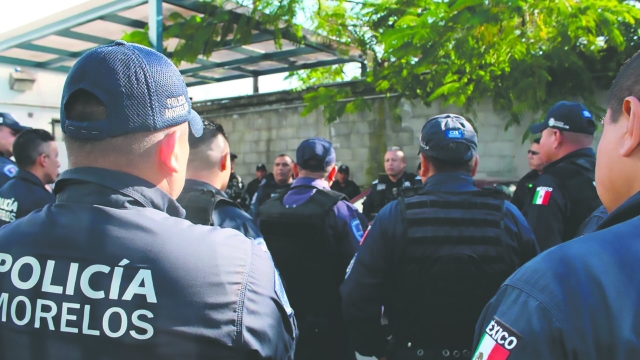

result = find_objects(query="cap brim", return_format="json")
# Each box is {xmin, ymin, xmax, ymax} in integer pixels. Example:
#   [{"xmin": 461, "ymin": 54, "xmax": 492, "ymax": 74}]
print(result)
[
  {"xmin": 188, "ymin": 109, "xmax": 204, "ymax": 137},
  {"xmin": 529, "ymin": 122, "xmax": 548, "ymax": 134},
  {"xmin": 6, "ymin": 124, "xmax": 31, "ymax": 133}
]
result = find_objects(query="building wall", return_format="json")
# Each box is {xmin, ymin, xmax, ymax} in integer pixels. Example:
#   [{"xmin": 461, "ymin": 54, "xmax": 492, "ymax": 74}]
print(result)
[{"xmin": 194, "ymin": 90, "xmax": 605, "ymax": 187}]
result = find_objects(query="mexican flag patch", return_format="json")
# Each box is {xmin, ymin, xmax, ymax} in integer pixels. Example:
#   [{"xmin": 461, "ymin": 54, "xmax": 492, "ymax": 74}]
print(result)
[
  {"xmin": 532, "ymin": 186, "xmax": 553, "ymax": 206},
  {"xmin": 472, "ymin": 317, "xmax": 522, "ymax": 360}
]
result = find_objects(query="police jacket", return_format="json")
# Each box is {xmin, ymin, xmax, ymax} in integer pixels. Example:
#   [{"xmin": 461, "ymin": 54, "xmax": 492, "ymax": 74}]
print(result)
[
  {"xmin": 250, "ymin": 173, "xmax": 292, "ymax": 217},
  {"xmin": 259, "ymin": 177, "xmax": 367, "ymax": 359},
  {"xmin": 575, "ymin": 205, "xmax": 608, "ymax": 237},
  {"xmin": 330, "ymin": 180, "xmax": 361, "ymax": 200},
  {"xmin": 511, "ymin": 170, "xmax": 540, "ymax": 212},
  {"xmin": 0, "ymin": 156, "xmax": 17, "ymax": 188},
  {"xmin": 362, "ymin": 172, "xmax": 421, "ymax": 221},
  {"xmin": 341, "ymin": 172, "xmax": 539, "ymax": 359},
  {"xmin": 522, "ymin": 148, "xmax": 601, "ymax": 251},
  {"xmin": 473, "ymin": 191, "xmax": 640, "ymax": 359},
  {"xmin": 176, "ymin": 179, "xmax": 262, "ymax": 239},
  {"xmin": 225, "ymin": 172, "xmax": 244, "ymax": 203},
  {"xmin": 0, "ymin": 170, "xmax": 55, "ymax": 226},
  {"xmin": 0, "ymin": 167, "xmax": 296, "ymax": 360}
]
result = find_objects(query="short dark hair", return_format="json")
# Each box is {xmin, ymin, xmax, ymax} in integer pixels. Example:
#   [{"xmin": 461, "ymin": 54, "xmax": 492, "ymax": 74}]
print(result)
[
  {"xmin": 13, "ymin": 129, "xmax": 55, "ymax": 169},
  {"xmin": 189, "ymin": 121, "xmax": 227, "ymax": 149},
  {"xmin": 608, "ymin": 50, "xmax": 640, "ymax": 123},
  {"xmin": 275, "ymin": 154, "xmax": 293, "ymax": 163},
  {"xmin": 423, "ymin": 142, "xmax": 474, "ymax": 174},
  {"xmin": 532, "ymin": 138, "xmax": 541, "ymax": 144}
]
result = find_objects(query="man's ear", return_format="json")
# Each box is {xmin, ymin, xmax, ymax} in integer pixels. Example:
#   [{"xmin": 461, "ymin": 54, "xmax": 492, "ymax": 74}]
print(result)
[
  {"xmin": 419, "ymin": 154, "xmax": 429, "ymax": 181},
  {"xmin": 293, "ymin": 163, "xmax": 300, "ymax": 178},
  {"xmin": 553, "ymin": 129, "xmax": 563, "ymax": 149},
  {"xmin": 327, "ymin": 165, "xmax": 338, "ymax": 182},
  {"xmin": 158, "ymin": 130, "xmax": 180, "ymax": 174},
  {"xmin": 37, "ymin": 153, "xmax": 47, "ymax": 168},
  {"xmin": 220, "ymin": 152, "xmax": 229, "ymax": 172},
  {"xmin": 470, "ymin": 155, "xmax": 479, "ymax": 177},
  {"xmin": 621, "ymin": 96, "xmax": 640, "ymax": 157}
]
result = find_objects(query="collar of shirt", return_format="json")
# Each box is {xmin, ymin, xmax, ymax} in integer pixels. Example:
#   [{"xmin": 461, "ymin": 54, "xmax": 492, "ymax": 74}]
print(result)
[
  {"xmin": 597, "ymin": 191, "xmax": 640, "ymax": 231},
  {"xmin": 543, "ymin": 147, "xmax": 595, "ymax": 171},
  {"xmin": 183, "ymin": 179, "xmax": 228, "ymax": 198},
  {"xmin": 15, "ymin": 169, "xmax": 46, "ymax": 188},
  {"xmin": 423, "ymin": 172, "xmax": 477, "ymax": 192},
  {"xmin": 283, "ymin": 177, "xmax": 329, "ymax": 206},
  {"xmin": 54, "ymin": 167, "xmax": 185, "ymax": 218}
]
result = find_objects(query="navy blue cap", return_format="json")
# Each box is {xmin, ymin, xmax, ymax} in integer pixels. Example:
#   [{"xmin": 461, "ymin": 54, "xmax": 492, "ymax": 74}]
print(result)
[
  {"xmin": 338, "ymin": 164, "xmax": 349, "ymax": 173},
  {"xmin": 60, "ymin": 40, "xmax": 203, "ymax": 140},
  {"xmin": 296, "ymin": 137, "xmax": 336, "ymax": 171},
  {"xmin": 419, "ymin": 114, "xmax": 477, "ymax": 162},
  {"xmin": 256, "ymin": 163, "xmax": 267, "ymax": 171},
  {"xmin": 530, "ymin": 101, "xmax": 595, "ymax": 135},
  {"xmin": 0, "ymin": 113, "xmax": 29, "ymax": 133}
]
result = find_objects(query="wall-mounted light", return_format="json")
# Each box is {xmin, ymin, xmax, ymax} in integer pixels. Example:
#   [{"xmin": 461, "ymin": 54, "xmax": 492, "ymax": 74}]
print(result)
[{"xmin": 9, "ymin": 67, "xmax": 36, "ymax": 92}]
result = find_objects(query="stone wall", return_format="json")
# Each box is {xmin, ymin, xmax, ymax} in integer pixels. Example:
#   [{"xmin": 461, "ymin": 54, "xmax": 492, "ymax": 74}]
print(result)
[{"xmin": 193, "ymin": 89, "xmax": 605, "ymax": 188}]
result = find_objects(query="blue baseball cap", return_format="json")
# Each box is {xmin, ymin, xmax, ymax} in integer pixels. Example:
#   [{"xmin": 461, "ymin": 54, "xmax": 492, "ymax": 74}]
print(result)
[
  {"xmin": 419, "ymin": 114, "xmax": 477, "ymax": 162},
  {"xmin": 529, "ymin": 101, "xmax": 595, "ymax": 135},
  {"xmin": 296, "ymin": 137, "xmax": 336, "ymax": 171},
  {"xmin": 60, "ymin": 40, "xmax": 203, "ymax": 140},
  {"xmin": 0, "ymin": 113, "xmax": 30, "ymax": 132}
]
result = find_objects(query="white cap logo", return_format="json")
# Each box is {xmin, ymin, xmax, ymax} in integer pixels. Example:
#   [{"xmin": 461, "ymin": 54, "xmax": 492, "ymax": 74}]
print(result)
[{"xmin": 548, "ymin": 118, "xmax": 555, "ymax": 127}]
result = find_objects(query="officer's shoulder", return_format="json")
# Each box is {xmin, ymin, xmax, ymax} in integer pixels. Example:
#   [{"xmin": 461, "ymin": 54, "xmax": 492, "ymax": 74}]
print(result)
[{"xmin": 371, "ymin": 179, "xmax": 378, "ymax": 185}]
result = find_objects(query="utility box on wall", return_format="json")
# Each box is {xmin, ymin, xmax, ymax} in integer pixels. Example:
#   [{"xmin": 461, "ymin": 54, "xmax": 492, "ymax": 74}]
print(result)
[{"xmin": 9, "ymin": 69, "xmax": 36, "ymax": 92}]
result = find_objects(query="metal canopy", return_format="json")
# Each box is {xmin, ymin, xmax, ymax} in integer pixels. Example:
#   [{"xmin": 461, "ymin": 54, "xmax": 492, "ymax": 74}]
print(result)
[{"xmin": 0, "ymin": 0, "xmax": 363, "ymax": 88}]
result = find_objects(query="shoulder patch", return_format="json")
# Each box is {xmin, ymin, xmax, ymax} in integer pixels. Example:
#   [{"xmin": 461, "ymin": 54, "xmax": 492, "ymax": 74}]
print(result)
[
  {"xmin": 274, "ymin": 269, "xmax": 293, "ymax": 317},
  {"xmin": 532, "ymin": 186, "xmax": 552, "ymax": 206},
  {"xmin": 350, "ymin": 218, "xmax": 364, "ymax": 240},
  {"xmin": 372, "ymin": 179, "xmax": 379, "ymax": 184},
  {"xmin": 376, "ymin": 183, "xmax": 386, "ymax": 191},
  {"xmin": 473, "ymin": 317, "xmax": 522, "ymax": 360},
  {"xmin": 3, "ymin": 164, "xmax": 17, "ymax": 177}
]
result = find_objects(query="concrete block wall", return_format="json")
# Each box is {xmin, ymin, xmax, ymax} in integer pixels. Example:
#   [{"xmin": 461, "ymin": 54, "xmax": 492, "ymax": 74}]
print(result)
[{"xmin": 194, "ymin": 89, "xmax": 606, "ymax": 188}]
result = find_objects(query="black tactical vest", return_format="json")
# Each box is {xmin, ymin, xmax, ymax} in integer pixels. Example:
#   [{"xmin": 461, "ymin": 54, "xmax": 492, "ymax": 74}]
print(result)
[
  {"xmin": 259, "ymin": 186, "xmax": 347, "ymax": 322},
  {"xmin": 388, "ymin": 189, "xmax": 521, "ymax": 352},
  {"xmin": 543, "ymin": 157, "xmax": 601, "ymax": 241},
  {"xmin": 176, "ymin": 189, "xmax": 241, "ymax": 226}
]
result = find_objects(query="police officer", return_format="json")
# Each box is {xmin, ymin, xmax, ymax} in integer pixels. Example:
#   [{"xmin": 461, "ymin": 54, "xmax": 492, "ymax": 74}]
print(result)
[
  {"xmin": 362, "ymin": 146, "xmax": 421, "ymax": 221},
  {"xmin": 224, "ymin": 152, "xmax": 244, "ymax": 203},
  {"xmin": 472, "ymin": 51, "xmax": 640, "ymax": 359},
  {"xmin": 331, "ymin": 165, "xmax": 361, "ymax": 200},
  {"xmin": 0, "ymin": 113, "xmax": 29, "ymax": 187},
  {"xmin": 523, "ymin": 101, "xmax": 602, "ymax": 251},
  {"xmin": 0, "ymin": 129, "xmax": 59, "ymax": 226},
  {"xmin": 0, "ymin": 41, "xmax": 296, "ymax": 359},
  {"xmin": 259, "ymin": 137, "xmax": 368, "ymax": 360},
  {"xmin": 177, "ymin": 121, "xmax": 261, "ymax": 239},
  {"xmin": 241, "ymin": 163, "xmax": 267, "ymax": 210},
  {"xmin": 250, "ymin": 154, "xmax": 294, "ymax": 217},
  {"xmin": 341, "ymin": 114, "xmax": 539, "ymax": 360},
  {"xmin": 511, "ymin": 138, "xmax": 543, "ymax": 212}
]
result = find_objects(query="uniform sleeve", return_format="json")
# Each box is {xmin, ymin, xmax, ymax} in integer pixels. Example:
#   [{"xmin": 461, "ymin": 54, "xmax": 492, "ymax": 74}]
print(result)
[
  {"xmin": 503, "ymin": 203, "xmax": 540, "ymax": 265},
  {"xmin": 242, "ymin": 240, "xmax": 298, "ymax": 359},
  {"xmin": 473, "ymin": 285, "xmax": 575, "ymax": 359},
  {"xmin": 524, "ymin": 175, "xmax": 568, "ymax": 252},
  {"xmin": 340, "ymin": 201, "xmax": 403, "ymax": 358}
]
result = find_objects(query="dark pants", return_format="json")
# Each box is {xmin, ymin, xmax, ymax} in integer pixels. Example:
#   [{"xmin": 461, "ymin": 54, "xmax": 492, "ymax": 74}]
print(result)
[{"xmin": 295, "ymin": 316, "xmax": 356, "ymax": 360}]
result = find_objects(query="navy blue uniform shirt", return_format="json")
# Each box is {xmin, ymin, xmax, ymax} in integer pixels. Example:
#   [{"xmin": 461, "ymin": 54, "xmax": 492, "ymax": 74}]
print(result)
[
  {"xmin": 0, "ymin": 156, "xmax": 17, "ymax": 189},
  {"xmin": 0, "ymin": 170, "xmax": 54, "ymax": 226},
  {"xmin": 283, "ymin": 177, "xmax": 368, "ymax": 267},
  {"xmin": 473, "ymin": 190, "xmax": 640, "ymax": 359},
  {"xmin": 178, "ymin": 179, "xmax": 262, "ymax": 239},
  {"xmin": 0, "ymin": 167, "xmax": 296, "ymax": 360},
  {"xmin": 341, "ymin": 172, "xmax": 539, "ymax": 357}
]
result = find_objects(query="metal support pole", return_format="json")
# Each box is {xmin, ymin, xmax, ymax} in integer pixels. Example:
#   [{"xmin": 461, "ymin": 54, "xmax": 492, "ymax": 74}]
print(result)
[
  {"xmin": 253, "ymin": 76, "xmax": 259, "ymax": 94},
  {"xmin": 148, "ymin": 0, "xmax": 163, "ymax": 53}
]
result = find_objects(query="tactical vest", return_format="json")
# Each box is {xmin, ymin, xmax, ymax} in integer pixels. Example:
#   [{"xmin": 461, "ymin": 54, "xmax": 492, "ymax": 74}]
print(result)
[
  {"xmin": 388, "ymin": 189, "xmax": 520, "ymax": 352},
  {"xmin": 370, "ymin": 173, "xmax": 419, "ymax": 215},
  {"xmin": 259, "ymin": 185, "xmax": 347, "ymax": 322},
  {"xmin": 543, "ymin": 157, "xmax": 601, "ymax": 241},
  {"xmin": 176, "ymin": 189, "xmax": 241, "ymax": 226}
]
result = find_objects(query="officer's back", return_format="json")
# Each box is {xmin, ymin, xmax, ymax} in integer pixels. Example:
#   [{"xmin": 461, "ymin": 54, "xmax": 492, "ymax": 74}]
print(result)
[
  {"xmin": 259, "ymin": 138, "xmax": 368, "ymax": 360},
  {"xmin": 177, "ymin": 121, "xmax": 261, "ymax": 239},
  {"xmin": 341, "ymin": 114, "xmax": 539, "ymax": 360},
  {"xmin": 0, "ymin": 129, "xmax": 58, "ymax": 226},
  {"xmin": 472, "ymin": 51, "xmax": 640, "ymax": 359},
  {"xmin": 0, "ymin": 41, "xmax": 295, "ymax": 360},
  {"xmin": 523, "ymin": 101, "xmax": 602, "ymax": 251}
]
